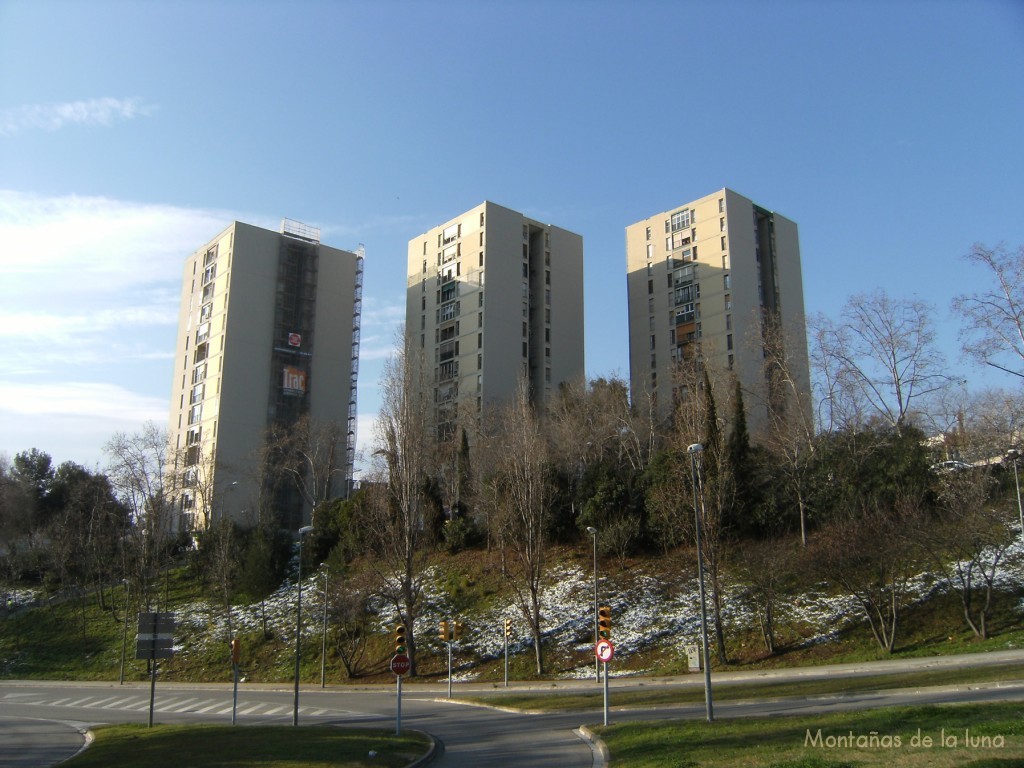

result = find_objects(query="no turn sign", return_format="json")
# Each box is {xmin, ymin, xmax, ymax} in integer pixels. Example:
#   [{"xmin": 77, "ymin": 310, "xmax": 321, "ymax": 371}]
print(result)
[{"xmin": 596, "ymin": 639, "xmax": 615, "ymax": 662}]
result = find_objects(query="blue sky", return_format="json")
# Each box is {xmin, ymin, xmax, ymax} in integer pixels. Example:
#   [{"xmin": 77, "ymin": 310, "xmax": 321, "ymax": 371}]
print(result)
[{"xmin": 1, "ymin": 0, "xmax": 1023, "ymax": 471}]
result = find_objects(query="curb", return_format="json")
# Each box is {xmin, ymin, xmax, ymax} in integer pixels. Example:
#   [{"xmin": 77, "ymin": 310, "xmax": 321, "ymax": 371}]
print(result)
[
  {"xmin": 406, "ymin": 729, "xmax": 441, "ymax": 766},
  {"xmin": 576, "ymin": 725, "xmax": 610, "ymax": 767}
]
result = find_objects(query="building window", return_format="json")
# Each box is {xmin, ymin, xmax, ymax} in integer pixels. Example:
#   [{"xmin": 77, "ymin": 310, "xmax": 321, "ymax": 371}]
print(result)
[
  {"xmin": 545, "ymin": 367, "xmax": 551, "ymax": 383},
  {"xmin": 645, "ymin": 226, "xmax": 651, "ymax": 240},
  {"xmin": 650, "ymin": 353, "xmax": 656, "ymax": 369},
  {"xmin": 648, "ymin": 279, "xmax": 654, "ymax": 295},
  {"xmin": 721, "ymin": 236, "xmax": 727, "ymax": 250},
  {"xmin": 724, "ymin": 274, "xmax": 730, "ymax": 289},
  {"xmin": 647, "ymin": 243, "xmax": 654, "ymax": 259},
  {"xmin": 545, "ymin": 327, "xmax": 550, "ymax": 342},
  {"xmin": 727, "ymin": 334, "xmax": 733, "ymax": 351},
  {"xmin": 725, "ymin": 293, "xmax": 732, "ymax": 310},
  {"xmin": 545, "ymin": 270, "xmax": 550, "ymax": 285},
  {"xmin": 728, "ymin": 354, "xmax": 734, "ymax": 369},
  {"xmin": 670, "ymin": 209, "xmax": 691, "ymax": 231},
  {"xmin": 650, "ymin": 334, "xmax": 656, "ymax": 350},
  {"xmin": 522, "ymin": 342, "xmax": 528, "ymax": 357},
  {"xmin": 720, "ymin": 217, "xmax": 725, "ymax": 232},
  {"xmin": 718, "ymin": 197, "xmax": 724, "ymax": 213},
  {"xmin": 478, "ymin": 332, "xmax": 483, "ymax": 348},
  {"xmin": 648, "ymin": 297, "xmax": 654, "ymax": 313},
  {"xmin": 649, "ymin": 315, "xmax": 655, "ymax": 331},
  {"xmin": 726, "ymin": 314, "xmax": 732, "ymax": 331},
  {"xmin": 479, "ymin": 251, "xmax": 484, "ymax": 266}
]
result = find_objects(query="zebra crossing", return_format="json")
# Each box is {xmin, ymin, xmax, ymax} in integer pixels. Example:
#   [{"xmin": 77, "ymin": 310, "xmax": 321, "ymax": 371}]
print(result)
[{"xmin": 2, "ymin": 691, "xmax": 345, "ymax": 719}]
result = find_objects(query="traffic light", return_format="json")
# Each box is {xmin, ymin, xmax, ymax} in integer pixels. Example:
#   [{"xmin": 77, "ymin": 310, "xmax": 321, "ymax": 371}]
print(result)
[
  {"xmin": 454, "ymin": 620, "xmax": 465, "ymax": 640},
  {"xmin": 439, "ymin": 620, "xmax": 450, "ymax": 642},
  {"xmin": 504, "ymin": 618, "xmax": 512, "ymax": 639},
  {"xmin": 598, "ymin": 606, "xmax": 612, "ymax": 639},
  {"xmin": 394, "ymin": 624, "xmax": 407, "ymax": 654},
  {"xmin": 230, "ymin": 637, "xmax": 241, "ymax": 664}
]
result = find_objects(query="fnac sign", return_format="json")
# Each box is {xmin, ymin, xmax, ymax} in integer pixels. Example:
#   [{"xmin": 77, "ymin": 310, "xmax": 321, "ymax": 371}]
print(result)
[{"xmin": 282, "ymin": 366, "xmax": 307, "ymax": 397}]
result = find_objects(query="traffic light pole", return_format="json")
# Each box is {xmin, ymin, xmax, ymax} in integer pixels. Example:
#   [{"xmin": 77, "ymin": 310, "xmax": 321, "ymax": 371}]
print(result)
[
  {"xmin": 231, "ymin": 660, "xmax": 239, "ymax": 725},
  {"xmin": 447, "ymin": 641, "xmax": 453, "ymax": 699},
  {"xmin": 504, "ymin": 632, "xmax": 509, "ymax": 688},
  {"xmin": 603, "ymin": 660, "xmax": 609, "ymax": 726},
  {"xmin": 395, "ymin": 674, "xmax": 402, "ymax": 735}
]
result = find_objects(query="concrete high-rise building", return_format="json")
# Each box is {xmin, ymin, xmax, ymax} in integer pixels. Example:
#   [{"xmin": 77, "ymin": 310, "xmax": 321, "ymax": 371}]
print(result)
[
  {"xmin": 168, "ymin": 219, "xmax": 363, "ymax": 532},
  {"xmin": 407, "ymin": 201, "xmax": 584, "ymax": 438},
  {"xmin": 626, "ymin": 188, "xmax": 809, "ymax": 433}
]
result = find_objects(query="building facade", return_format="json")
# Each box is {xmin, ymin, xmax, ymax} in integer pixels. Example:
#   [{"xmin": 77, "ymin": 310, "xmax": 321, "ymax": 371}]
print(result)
[
  {"xmin": 406, "ymin": 201, "xmax": 584, "ymax": 438},
  {"xmin": 168, "ymin": 219, "xmax": 363, "ymax": 532},
  {"xmin": 626, "ymin": 188, "xmax": 810, "ymax": 433}
]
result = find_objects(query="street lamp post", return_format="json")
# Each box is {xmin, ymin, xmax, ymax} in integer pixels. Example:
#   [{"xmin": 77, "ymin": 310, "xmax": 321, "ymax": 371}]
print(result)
[
  {"xmin": 687, "ymin": 443, "xmax": 714, "ymax": 723},
  {"xmin": 586, "ymin": 526, "xmax": 599, "ymax": 682},
  {"xmin": 320, "ymin": 563, "xmax": 329, "ymax": 689},
  {"xmin": 293, "ymin": 525, "xmax": 313, "ymax": 726},
  {"xmin": 1008, "ymin": 449, "xmax": 1023, "ymax": 540}
]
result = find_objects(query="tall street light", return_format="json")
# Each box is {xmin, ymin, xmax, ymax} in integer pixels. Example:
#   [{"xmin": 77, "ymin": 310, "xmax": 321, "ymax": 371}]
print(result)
[
  {"xmin": 1008, "ymin": 449, "xmax": 1023, "ymax": 540},
  {"xmin": 320, "ymin": 563, "xmax": 329, "ymax": 689},
  {"xmin": 687, "ymin": 443, "xmax": 714, "ymax": 722},
  {"xmin": 586, "ymin": 526, "xmax": 599, "ymax": 682},
  {"xmin": 293, "ymin": 525, "xmax": 313, "ymax": 726}
]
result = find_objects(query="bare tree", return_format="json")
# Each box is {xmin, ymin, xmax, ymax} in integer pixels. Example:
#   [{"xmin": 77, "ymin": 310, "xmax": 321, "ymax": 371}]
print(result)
[
  {"xmin": 267, "ymin": 414, "xmax": 349, "ymax": 513},
  {"xmin": 953, "ymin": 243, "xmax": 1024, "ymax": 380},
  {"xmin": 489, "ymin": 377, "xmax": 554, "ymax": 675},
  {"xmin": 734, "ymin": 536, "xmax": 798, "ymax": 655},
  {"xmin": 921, "ymin": 467, "xmax": 1014, "ymax": 639},
  {"xmin": 364, "ymin": 330, "xmax": 434, "ymax": 676},
  {"xmin": 762, "ymin": 316, "xmax": 818, "ymax": 545},
  {"xmin": 328, "ymin": 569, "xmax": 374, "ymax": 678},
  {"xmin": 813, "ymin": 497, "xmax": 923, "ymax": 653},
  {"xmin": 815, "ymin": 291, "xmax": 951, "ymax": 434},
  {"xmin": 104, "ymin": 423, "xmax": 178, "ymax": 611}
]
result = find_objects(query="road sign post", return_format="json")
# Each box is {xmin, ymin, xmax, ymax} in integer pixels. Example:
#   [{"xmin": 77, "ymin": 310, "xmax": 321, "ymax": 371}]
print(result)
[
  {"xmin": 390, "ymin": 653, "xmax": 410, "ymax": 735},
  {"xmin": 503, "ymin": 618, "xmax": 511, "ymax": 688},
  {"xmin": 135, "ymin": 612, "xmax": 175, "ymax": 728},
  {"xmin": 596, "ymin": 639, "xmax": 614, "ymax": 726},
  {"xmin": 230, "ymin": 637, "xmax": 241, "ymax": 725}
]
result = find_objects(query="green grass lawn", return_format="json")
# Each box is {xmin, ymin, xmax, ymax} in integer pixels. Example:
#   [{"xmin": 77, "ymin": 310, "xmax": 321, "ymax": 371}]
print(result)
[
  {"xmin": 595, "ymin": 702, "xmax": 1024, "ymax": 767},
  {"xmin": 61, "ymin": 724, "xmax": 431, "ymax": 768},
  {"xmin": 468, "ymin": 662, "xmax": 1024, "ymax": 712}
]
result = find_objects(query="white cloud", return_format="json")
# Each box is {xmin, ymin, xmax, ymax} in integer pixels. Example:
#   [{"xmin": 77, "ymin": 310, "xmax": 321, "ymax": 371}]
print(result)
[
  {"xmin": 0, "ymin": 382, "xmax": 169, "ymax": 469},
  {"xmin": 0, "ymin": 97, "xmax": 156, "ymax": 138}
]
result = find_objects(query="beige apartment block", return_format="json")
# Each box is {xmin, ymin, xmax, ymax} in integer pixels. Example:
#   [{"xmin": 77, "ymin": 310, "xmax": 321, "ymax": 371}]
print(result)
[
  {"xmin": 407, "ymin": 201, "xmax": 584, "ymax": 439},
  {"xmin": 626, "ymin": 188, "xmax": 810, "ymax": 434},
  {"xmin": 168, "ymin": 220, "xmax": 363, "ymax": 532}
]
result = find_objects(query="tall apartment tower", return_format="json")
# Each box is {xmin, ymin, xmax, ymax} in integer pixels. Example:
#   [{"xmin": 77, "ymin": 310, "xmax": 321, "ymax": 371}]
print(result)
[
  {"xmin": 407, "ymin": 201, "xmax": 584, "ymax": 438},
  {"xmin": 168, "ymin": 219, "xmax": 363, "ymax": 532},
  {"xmin": 626, "ymin": 188, "xmax": 810, "ymax": 433}
]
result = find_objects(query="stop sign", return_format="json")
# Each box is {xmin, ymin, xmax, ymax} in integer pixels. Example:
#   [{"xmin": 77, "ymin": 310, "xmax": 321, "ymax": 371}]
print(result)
[{"xmin": 390, "ymin": 653, "xmax": 411, "ymax": 676}]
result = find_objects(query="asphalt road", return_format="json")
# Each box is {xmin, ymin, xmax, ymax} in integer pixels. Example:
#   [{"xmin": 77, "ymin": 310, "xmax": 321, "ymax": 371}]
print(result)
[{"xmin": 3, "ymin": 649, "xmax": 1024, "ymax": 767}]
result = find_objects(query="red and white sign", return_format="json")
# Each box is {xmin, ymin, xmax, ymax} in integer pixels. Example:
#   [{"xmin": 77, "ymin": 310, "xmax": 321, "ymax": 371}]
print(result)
[
  {"xmin": 596, "ymin": 639, "xmax": 615, "ymax": 662},
  {"xmin": 288, "ymin": 332, "xmax": 302, "ymax": 347},
  {"xmin": 282, "ymin": 366, "xmax": 306, "ymax": 396},
  {"xmin": 390, "ymin": 653, "xmax": 411, "ymax": 676}
]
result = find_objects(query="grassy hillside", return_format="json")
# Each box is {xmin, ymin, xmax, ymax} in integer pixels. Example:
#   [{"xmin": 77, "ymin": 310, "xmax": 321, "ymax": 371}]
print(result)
[{"xmin": 2, "ymin": 543, "xmax": 1023, "ymax": 684}]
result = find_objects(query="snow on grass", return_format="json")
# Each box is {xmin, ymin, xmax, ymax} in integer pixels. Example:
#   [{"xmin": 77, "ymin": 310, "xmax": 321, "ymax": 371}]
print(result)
[{"xmin": 162, "ymin": 541, "xmax": 1024, "ymax": 675}]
